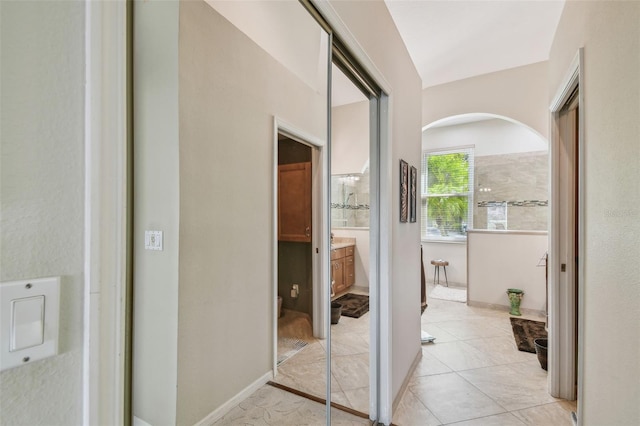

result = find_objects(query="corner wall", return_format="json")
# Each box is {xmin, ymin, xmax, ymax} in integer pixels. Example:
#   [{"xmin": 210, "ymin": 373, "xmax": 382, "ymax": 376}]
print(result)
[
  {"xmin": 0, "ymin": 1, "xmax": 85, "ymax": 423},
  {"xmin": 549, "ymin": 1, "xmax": 640, "ymax": 424}
]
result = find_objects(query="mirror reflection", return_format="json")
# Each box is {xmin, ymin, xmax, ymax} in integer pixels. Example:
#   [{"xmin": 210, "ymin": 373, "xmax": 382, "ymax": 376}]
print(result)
[
  {"xmin": 329, "ymin": 63, "xmax": 372, "ymax": 417},
  {"xmin": 331, "ymin": 171, "xmax": 370, "ymax": 229}
]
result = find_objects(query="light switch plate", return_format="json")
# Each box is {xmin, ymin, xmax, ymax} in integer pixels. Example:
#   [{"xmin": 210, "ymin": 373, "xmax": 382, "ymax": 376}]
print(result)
[
  {"xmin": 10, "ymin": 295, "xmax": 45, "ymax": 351},
  {"xmin": 145, "ymin": 230, "xmax": 163, "ymax": 251},
  {"xmin": 1, "ymin": 277, "xmax": 60, "ymax": 371}
]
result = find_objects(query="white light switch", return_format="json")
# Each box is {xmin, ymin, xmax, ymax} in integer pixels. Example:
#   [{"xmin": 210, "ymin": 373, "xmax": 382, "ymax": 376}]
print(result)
[
  {"xmin": 1, "ymin": 277, "xmax": 60, "ymax": 371},
  {"xmin": 145, "ymin": 230, "xmax": 163, "ymax": 250},
  {"xmin": 10, "ymin": 296, "xmax": 45, "ymax": 351}
]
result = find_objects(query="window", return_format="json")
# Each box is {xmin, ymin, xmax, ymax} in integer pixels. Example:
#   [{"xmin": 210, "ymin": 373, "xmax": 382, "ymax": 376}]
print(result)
[{"xmin": 421, "ymin": 147, "xmax": 474, "ymax": 241}]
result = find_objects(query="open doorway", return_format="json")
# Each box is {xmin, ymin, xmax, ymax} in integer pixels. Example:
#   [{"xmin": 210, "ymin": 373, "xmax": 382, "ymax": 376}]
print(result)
[
  {"xmin": 276, "ymin": 136, "xmax": 316, "ymax": 367},
  {"xmin": 549, "ymin": 50, "xmax": 583, "ymax": 417},
  {"xmin": 396, "ymin": 115, "xmax": 578, "ymax": 423},
  {"xmin": 421, "ymin": 115, "xmax": 550, "ymax": 311}
]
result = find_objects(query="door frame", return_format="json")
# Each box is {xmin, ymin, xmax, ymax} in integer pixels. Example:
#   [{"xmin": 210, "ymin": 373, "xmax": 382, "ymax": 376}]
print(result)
[
  {"xmin": 549, "ymin": 48, "xmax": 584, "ymax": 415},
  {"xmin": 84, "ymin": 0, "xmax": 130, "ymax": 424},
  {"xmin": 272, "ymin": 118, "xmax": 328, "ymax": 376}
]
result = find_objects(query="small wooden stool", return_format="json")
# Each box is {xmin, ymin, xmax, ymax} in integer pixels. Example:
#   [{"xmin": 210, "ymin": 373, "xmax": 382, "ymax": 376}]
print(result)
[{"xmin": 430, "ymin": 259, "xmax": 449, "ymax": 286}]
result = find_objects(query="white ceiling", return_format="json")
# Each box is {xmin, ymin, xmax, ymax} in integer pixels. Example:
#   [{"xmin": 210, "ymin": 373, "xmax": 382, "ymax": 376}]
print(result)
[{"xmin": 384, "ymin": 0, "xmax": 566, "ymax": 89}]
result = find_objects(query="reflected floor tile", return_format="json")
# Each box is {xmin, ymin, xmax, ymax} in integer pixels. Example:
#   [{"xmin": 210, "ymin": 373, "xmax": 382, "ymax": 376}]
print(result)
[
  {"xmin": 458, "ymin": 362, "xmax": 557, "ymax": 411},
  {"xmin": 273, "ymin": 360, "xmax": 334, "ymax": 400},
  {"xmin": 329, "ymin": 407, "xmax": 371, "ymax": 425},
  {"xmin": 332, "ymin": 353, "xmax": 369, "ymax": 391},
  {"xmin": 213, "ymin": 385, "xmax": 368, "ymax": 426},
  {"xmin": 323, "ymin": 332, "xmax": 369, "ymax": 356},
  {"xmin": 393, "ymin": 388, "xmax": 441, "ymax": 426},
  {"xmin": 284, "ymin": 340, "xmax": 327, "ymax": 365},
  {"xmin": 423, "ymin": 341, "xmax": 496, "ymax": 371},
  {"xmin": 331, "ymin": 390, "xmax": 351, "ymax": 408},
  {"xmin": 409, "ymin": 373, "xmax": 505, "ymax": 424},
  {"xmin": 512, "ymin": 402, "xmax": 575, "ymax": 426},
  {"xmin": 446, "ymin": 412, "xmax": 526, "ymax": 426},
  {"xmin": 342, "ymin": 386, "xmax": 370, "ymax": 415}
]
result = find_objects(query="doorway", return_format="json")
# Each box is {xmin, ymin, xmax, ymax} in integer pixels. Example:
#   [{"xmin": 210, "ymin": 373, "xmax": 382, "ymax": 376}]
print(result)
[
  {"xmin": 549, "ymin": 49, "xmax": 583, "ymax": 418},
  {"xmin": 274, "ymin": 132, "xmax": 324, "ymax": 371}
]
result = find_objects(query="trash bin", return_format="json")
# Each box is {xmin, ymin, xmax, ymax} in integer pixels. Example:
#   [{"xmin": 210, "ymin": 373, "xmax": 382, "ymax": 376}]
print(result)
[
  {"xmin": 534, "ymin": 338, "xmax": 548, "ymax": 370},
  {"xmin": 331, "ymin": 302, "xmax": 342, "ymax": 324}
]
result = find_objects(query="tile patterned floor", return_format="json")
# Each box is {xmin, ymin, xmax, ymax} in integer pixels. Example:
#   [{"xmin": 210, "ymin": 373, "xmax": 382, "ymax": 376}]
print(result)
[
  {"xmin": 214, "ymin": 291, "xmax": 577, "ymax": 425},
  {"xmin": 273, "ymin": 309, "xmax": 372, "ymax": 415},
  {"xmin": 213, "ymin": 385, "xmax": 370, "ymax": 425},
  {"xmin": 393, "ymin": 296, "xmax": 577, "ymax": 425}
]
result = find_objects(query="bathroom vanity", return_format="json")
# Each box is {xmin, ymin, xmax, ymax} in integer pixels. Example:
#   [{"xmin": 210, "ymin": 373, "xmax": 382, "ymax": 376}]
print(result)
[{"xmin": 331, "ymin": 241, "xmax": 355, "ymax": 295}]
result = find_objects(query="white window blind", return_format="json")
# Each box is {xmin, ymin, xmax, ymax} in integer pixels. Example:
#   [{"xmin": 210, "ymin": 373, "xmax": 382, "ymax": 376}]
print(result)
[{"xmin": 421, "ymin": 147, "xmax": 474, "ymax": 240}]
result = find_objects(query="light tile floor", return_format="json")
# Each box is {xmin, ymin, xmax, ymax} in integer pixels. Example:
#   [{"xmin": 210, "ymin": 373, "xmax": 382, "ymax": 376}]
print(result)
[
  {"xmin": 273, "ymin": 309, "xmax": 372, "ymax": 415},
  {"xmin": 393, "ymin": 296, "xmax": 577, "ymax": 425},
  {"xmin": 213, "ymin": 384, "xmax": 370, "ymax": 425},
  {"xmin": 215, "ymin": 291, "xmax": 577, "ymax": 425}
]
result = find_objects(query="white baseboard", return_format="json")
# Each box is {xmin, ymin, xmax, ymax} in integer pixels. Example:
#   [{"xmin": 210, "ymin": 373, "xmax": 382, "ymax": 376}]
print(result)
[
  {"xmin": 467, "ymin": 300, "xmax": 545, "ymax": 317},
  {"xmin": 133, "ymin": 416, "xmax": 153, "ymax": 426},
  {"xmin": 193, "ymin": 371, "xmax": 273, "ymax": 426}
]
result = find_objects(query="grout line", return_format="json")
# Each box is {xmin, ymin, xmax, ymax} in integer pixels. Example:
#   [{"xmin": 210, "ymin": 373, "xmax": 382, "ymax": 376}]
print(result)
[
  {"xmin": 401, "ymin": 388, "xmax": 445, "ymax": 426},
  {"xmin": 453, "ymin": 370, "xmax": 512, "ymax": 414}
]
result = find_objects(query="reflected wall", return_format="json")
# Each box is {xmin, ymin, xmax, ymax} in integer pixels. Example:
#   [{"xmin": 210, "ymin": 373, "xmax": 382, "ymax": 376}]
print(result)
[{"xmin": 133, "ymin": 0, "xmax": 329, "ymax": 424}]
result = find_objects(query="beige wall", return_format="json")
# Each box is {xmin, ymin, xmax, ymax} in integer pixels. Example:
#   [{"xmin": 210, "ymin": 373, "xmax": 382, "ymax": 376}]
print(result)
[
  {"xmin": 332, "ymin": 100, "xmax": 370, "ymax": 175},
  {"xmin": 0, "ymin": 1, "xmax": 85, "ymax": 424},
  {"xmin": 549, "ymin": 1, "xmax": 640, "ymax": 424},
  {"xmin": 176, "ymin": 2, "xmax": 327, "ymax": 424},
  {"xmin": 467, "ymin": 231, "xmax": 548, "ymax": 313},
  {"xmin": 328, "ymin": 0, "xmax": 423, "ymax": 407},
  {"xmin": 422, "ymin": 61, "xmax": 549, "ymax": 139}
]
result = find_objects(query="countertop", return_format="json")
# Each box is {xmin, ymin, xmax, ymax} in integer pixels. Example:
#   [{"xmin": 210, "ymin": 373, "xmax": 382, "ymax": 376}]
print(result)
[
  {"xmin": 331, "ymin": 242, "xmax": 354, "ymax": 249},
  {"xmin": 331, "ymin": 237, "xmax": 356, "ymax": 249}
]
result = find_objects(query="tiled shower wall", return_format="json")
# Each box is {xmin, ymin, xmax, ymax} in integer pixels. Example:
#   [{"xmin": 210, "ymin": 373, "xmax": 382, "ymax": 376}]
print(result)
[
  {"xmin": 474, "ymin": 151, "xmax": 548, "ymax": 231},
  {"xmin": 331, "ymin": 172, "xmax": 370, "ymax": 228}
]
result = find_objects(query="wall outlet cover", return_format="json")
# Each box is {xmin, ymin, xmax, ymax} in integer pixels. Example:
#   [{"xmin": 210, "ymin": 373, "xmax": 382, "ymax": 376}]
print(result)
[{"xmin": 145, "ymin": 230, "xmax": 163, "ymax": 251}]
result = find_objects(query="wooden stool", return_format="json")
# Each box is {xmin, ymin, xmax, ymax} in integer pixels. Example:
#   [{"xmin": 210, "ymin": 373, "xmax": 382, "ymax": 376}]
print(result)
[{"xmin": 430, "ymin": 259, "xmax": 449, "ymax": 286}]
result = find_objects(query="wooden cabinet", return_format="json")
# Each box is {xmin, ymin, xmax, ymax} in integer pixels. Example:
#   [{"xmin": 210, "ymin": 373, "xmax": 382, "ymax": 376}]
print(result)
[
  {"xmin": 331, "ymin": 245, "xmax": 355, "ymax": 294},
  {"xmin": 344, "ymin": 246, "xmax": 355, "ymax": 287},
  {"xmin": 278, "ymin": 162, "xmax": 311, "ymax": 242}
]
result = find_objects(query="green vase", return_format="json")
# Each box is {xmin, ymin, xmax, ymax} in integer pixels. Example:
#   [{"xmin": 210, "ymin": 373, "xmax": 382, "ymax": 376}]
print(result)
[{"xmin": 507, "ymin": 288, "xmax": 524, "ymax": 316}]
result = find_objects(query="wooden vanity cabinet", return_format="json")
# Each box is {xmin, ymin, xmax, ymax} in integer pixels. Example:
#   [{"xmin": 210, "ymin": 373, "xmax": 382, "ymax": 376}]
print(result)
[
  {"xmin": 344, "ymin": 246, "xmax": 355, "ymax": 287},
  {"xmin": 278, "ymin": 162, "xmax": 311, "ymax": 242},
  {"xmin": 331, "ymin": 248, "xmax": 345, "ymax": 294},
  {"xmin": 331, "ymin": 245, "xmax": 355, "ymax": 294}
]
